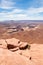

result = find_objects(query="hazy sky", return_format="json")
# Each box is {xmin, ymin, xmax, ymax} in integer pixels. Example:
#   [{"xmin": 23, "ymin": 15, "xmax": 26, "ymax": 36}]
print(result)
[{"xmin": 0, "ymin": 0, "xmax": 43, "ymax": 21}]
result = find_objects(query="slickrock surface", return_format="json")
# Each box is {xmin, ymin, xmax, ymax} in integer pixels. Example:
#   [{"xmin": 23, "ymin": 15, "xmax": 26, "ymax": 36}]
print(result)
[
  {"xmin": 15, "ymin": 44, "xmax": 43, "ymax": 65},
  {"xmin": 0, "ymin": 39, "xmax": 7, "ymax": 49},
  {"xmin": 0, "ymin": 48, "xmax": 33, "ymax": 65},
  {"xmin": 30, "ymin": 44, "xmax": 43, "ymax": 65},
  {"xmin": 0, "ymin": 38, "xmax": 43, "ymax": 65}
]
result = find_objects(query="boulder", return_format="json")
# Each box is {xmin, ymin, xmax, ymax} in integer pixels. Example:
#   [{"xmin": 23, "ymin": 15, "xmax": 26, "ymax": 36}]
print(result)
[
  {"xmin": 6, "ymin": 38, "xmax": 20, "ymax": 47},
  {"xmin": 5, "ymin": 38, "xmax": 20, "ymax": 51},
  {"xmin": 19, "ymin": 42, "xmax": 28, "ymax": 49}
]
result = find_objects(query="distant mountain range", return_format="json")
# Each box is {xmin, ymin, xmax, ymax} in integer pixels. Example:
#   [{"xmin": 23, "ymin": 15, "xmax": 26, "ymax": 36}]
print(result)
[{"xmin": 0, "ymin": 20, "xmax": 43, "ymax": 23}]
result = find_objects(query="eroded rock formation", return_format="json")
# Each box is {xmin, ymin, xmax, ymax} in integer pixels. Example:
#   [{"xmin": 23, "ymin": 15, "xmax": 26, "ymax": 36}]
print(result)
[{"xmin": 0, "ymin": 38, "xmax": 31, "ymax": 65}]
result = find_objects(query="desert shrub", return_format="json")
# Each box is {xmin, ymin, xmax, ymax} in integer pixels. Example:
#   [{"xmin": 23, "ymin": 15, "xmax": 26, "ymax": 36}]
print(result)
[{"xmin": 27, "ymin": 44, "xmax": 31, "ymax": 49}]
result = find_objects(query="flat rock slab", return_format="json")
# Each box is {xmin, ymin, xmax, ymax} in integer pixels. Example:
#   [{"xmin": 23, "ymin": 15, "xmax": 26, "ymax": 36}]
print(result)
[
  {"xmin": 6, "ymin": 38, "xmax": 20, "ymax": 46},
  {"xmin": 0, "ymin": 48, "xmax": 34, "ymax": 65}
]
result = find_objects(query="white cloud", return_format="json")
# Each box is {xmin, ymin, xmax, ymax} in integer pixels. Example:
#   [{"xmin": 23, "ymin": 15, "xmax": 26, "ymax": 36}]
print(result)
[
  {"xmin": 0, "ymin": 0, "xmax": 15, "ymax": 9},
  {"xmin": 27, "ymin": 7, "xmax": 43, "ymax": 15},
  {"xmin": 0, "ymin": 7, "xmax": 43, "ymax": 21}
]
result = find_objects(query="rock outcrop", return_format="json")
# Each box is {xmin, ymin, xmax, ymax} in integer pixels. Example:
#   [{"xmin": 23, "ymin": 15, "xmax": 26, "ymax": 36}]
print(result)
[
  {"xmin": 0, "ymin": 38, "xmax": 29, "ymax": 51},
  {"xmin": 0, "ymin": 38, "xmax": 31, "ymax": 65},
  {"xmin": 6, "ymin": 38, "xmax": 28, "ymax": 51}
]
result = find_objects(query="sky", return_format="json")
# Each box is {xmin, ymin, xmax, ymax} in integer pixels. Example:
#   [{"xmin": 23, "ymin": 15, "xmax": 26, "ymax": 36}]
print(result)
[{"xmin": 0, "ymin": 0, "xmax": 43, "ymax": 21}]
